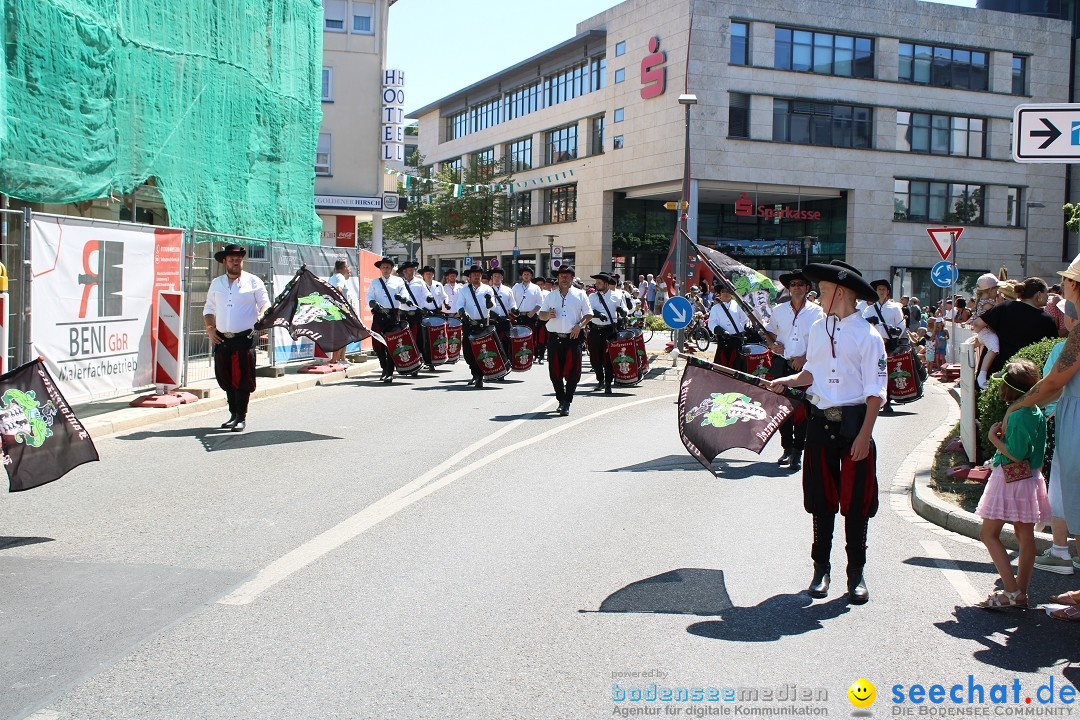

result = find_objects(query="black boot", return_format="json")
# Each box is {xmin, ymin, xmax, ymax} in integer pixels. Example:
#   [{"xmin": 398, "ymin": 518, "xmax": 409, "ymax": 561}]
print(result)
[
  {"xmin": 846, "ymin": 516, "xmax": 869, "ymax": 605},
  {"xmin": 808, "ymin": 513, "xmax": 834, "ymax": 598},
  {"xmin": 847, "ymin": 571, "xmax": 869, "ymax": 605},
  {"xmin": 220, "ymin": 413, "xmax": 238, "ymax": 429}
]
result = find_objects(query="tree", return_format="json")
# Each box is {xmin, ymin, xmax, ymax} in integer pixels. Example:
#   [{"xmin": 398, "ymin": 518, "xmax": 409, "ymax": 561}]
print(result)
[
  {"xmin": 441, "ymin": 156, "xmax": 513, "ymax": 266},
  {"xmin": 1064, "ymin": 202, "xmax": 1080, "ymax": 234},
  {"xmin": 394, "ymin": 152, "xmax": 443, "ymax": 263}
]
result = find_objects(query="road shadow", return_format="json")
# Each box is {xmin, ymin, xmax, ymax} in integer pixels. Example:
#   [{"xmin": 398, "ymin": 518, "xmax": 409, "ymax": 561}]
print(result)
[
  {"xmin": 0, "ymin": 536, "xmax": 54, "ymax": 551},
  {"xmin": 935, "ymin": 605, "xmax": 1079, "ymax": 673},
  {"xmin": 687, "ymin": 593, "xmax": 851, "ymax": 642},
  {"xmin": 606, "ymin": 455, "xmax": 706, "ymax": 473},
  {"xmin": 881, "ymin": 409, "xmax": 918, "ymax": 417},
  {"xmin": 117, "ymin": 428, "xmax": 342, "ymax": 452},
  {"xmin": 491, "ymin": 411, "xmax": 557, "ymax": 422},
  {"xmin": 903, "ymin": 556, "xmax": 998, "ymax": 573},
  {"xmin": 411, "ymin": 384, "xmax": 498, "ymax": 392},
  {"xmin": 345, "ymin": 379, "xmax": 416, "ymax": 388},
  {"xmin": 714, "ymin": 459, "xmax": 796, "ymax": 480},
  {"xmin": 584, "ymin": 568, "xmax": 734, "ymax": 616}
]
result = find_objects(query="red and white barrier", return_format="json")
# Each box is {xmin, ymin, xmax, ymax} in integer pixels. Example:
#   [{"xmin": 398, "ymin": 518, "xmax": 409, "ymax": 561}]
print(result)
[{"xmin": 130, "ymin": 290, "xmax": 197, "ymax": 408}]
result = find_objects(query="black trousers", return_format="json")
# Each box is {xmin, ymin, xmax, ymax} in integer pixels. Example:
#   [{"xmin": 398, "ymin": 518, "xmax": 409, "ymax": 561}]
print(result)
[
  {"xmin": 402, "ymin": 311, "xmax": 425, "ymax": 365},
  {"xmin": 371, "ymin": 311, "xmax": 397, "ymax": 376},
  {"xmin": 214, "ymin": 332, "xmax": 256, "ymax": 418},
  {"xmin": 586, "ymin": 324, "xmax": 616, "ymax": 387},
  {"xmin": 547, "ymin": 334, "xmax": 584, "ymax": 404},
  {"xmin": 772, "ymin": 356, "xmax": 807, "ymax": 452}
]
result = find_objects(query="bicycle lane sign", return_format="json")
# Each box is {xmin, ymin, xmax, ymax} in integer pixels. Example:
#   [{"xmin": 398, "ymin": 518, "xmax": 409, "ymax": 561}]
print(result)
[{"xmin": 662, "ymin": 296, "xmax": 693, "ymax": 330}]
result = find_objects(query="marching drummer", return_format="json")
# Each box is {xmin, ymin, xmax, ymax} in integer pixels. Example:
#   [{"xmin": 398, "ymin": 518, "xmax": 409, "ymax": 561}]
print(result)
[
  {"xmin": 365, "ymin": 256, "xmax": 411, "ymax": 383},
  {"xmin": 414, "ymin": 265, "xmax": 446, "ymax": 369},
  {"xmin": 539, "ymin": 266, "xmax": 593, "ymax": 416},
  {"xmin": 767, "ymin": 260, "xmax": 887, "ymax": 606},
  {"xmin": 397, "ymin": 261, "xmax": 424, "ymax": 361},
  {"xmin": 587, "ymin": 272, "xmax": 622, "ymax": 395},
  {"xmin": 451, "ymin": 264, "xmax": 497, "ymax": 389},
  {"xmin": 534, "ymin": 276, "xmax": 551, "ymax": 364},
  {"xmin": 442, "ymin": 268, "xmax": 459, "ymax": 313},
  {"xmin": 488, "ymin": 267, "xmax": 516, "ymax": 354},
  {"xmin": 863, "ymin": 280, "xmax": 904, "ymax": 345},
  {"xmin": 707, "ymin": 286, "xmax": 750, "ymax": 369},
  {"xmin": 513, "ymin": 267, "xmax": 545, "ymax": 364},
  {"xmin": 765, "ymin": 269, "xmax": 824, "ymax": 472}
]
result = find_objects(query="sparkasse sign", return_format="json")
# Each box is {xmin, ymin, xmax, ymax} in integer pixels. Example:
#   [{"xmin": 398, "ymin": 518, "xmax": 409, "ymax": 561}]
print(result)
[{"xmin": 734, "ymin": 193, "xmax": 822, "ymax": 221}]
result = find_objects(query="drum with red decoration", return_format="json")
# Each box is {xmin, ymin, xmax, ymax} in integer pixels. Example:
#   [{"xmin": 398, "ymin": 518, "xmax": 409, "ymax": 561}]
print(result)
[
  {"xmin": 740, "ymin": 343, "xmax": 772, "ymax": 378},
  {"xmin": 469, "ymin": 327, "xmax": 510, "ymax": 380},
  {"xmin": 384, "ymin": 323, "xmax": 422, "ymax": 375},
  {"xmin": 509, "ymin": 325, "xmax": 534, "ymax": 372},
  {"xmin": 887, "ymin": 350, "xmax": 922, "ymax": 403},
  {"xmin": 609, "ymin": 330, "xmax": 644, "ymax": 386},
  {"xmin": 445, "ymin": 318, "xmax": 463, "ymax": 364},
  {"xmin": 423, "ymin": 316, "xmax": 449, "ymax": 365}
]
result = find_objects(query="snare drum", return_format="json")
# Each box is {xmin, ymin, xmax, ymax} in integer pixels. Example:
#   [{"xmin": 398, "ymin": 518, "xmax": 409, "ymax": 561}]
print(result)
[
  {"xmin": 468, "ymin": 327, "xmax": 510, "ymax": 380},
  {"xmin": 740, "ymin": 343, "xmax": 772, "ymax": 377},
  {"xmin": 383, "ymin": 323, "xmax": 422, "ymax": 375},
  {"xmin": 609, "ymin": 329, "xmax": 644, "ymax": 386},
  {"xmin": 423, "ymin": 316, "xmax": 449, "ymax": 366},
  {"xmin": 445, "ymin": 318, "xmax": 463, "ymax": 364},
  {"xmin": 509, "ymin": 325, "xmax": 534, "ymax": 372},
  {"xmin": 887, "ymin": 350, "xmax": 923, "ymax": 403}
]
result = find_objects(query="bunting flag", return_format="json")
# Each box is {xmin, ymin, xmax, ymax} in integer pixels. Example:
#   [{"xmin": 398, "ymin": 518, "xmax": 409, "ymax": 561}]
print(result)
[
  {"xmin": 255, "ymin": 267, "xmax": 379, "ymax": 353},
  {"xmin": 0, "ymin": 359, "xmax": 99, "ymax": 492},
  {"xmin": 451, "ymin": 184, "xmax": 463, "ymax": 198},
  {"xmin": 677, "ymin": 356, "xmax": 799, "ymax": 473},
  {"xmin": 384, "ymin": 165, "xmax": 578, "ymax": 199}
]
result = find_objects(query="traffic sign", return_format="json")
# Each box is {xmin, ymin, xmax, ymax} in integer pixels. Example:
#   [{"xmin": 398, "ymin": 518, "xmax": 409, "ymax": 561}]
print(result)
[
  {"xmin": 464, "ymin": 255, "xmax": 473, "ymax": 266},
  {"xmin": 512, "ymin": 247, "xmax": 521, "ymax": 256},
  {"xmin": 663, "ymin": 201, "xmax": 689, "ymax": 211},
  {"xmin": 551, "ymin": 258, "xmax": 563, "ymax": 270},
  {"xmin": 931, "ymin": 261, "xmax": 958, "ymax": 288},
  {"xmin": 926, "ymin": 227, "xmax": 964, "ymax": 261},
  {"xmin": 489, "ymin": 257, "xmax": 500, "ymax": 269},
  {"xmin": 1013, "ymin": 104, "xmax": 1080, "ymax": 162},
  {"xmin": 552, "ymin": 245, "xmax": 563, "ymax": 258},
  {"xmin": 662, "ymin": 296, "xmax": 694, "ymax": 330}
]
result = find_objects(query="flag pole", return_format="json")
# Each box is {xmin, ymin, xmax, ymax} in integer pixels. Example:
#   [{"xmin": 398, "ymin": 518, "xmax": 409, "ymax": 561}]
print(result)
[
  {"xmin": 682, "ymin": 353, "xmax": 805, "ymax": 402},
  {"xmin": 678, "ymin": 229, "xmax": 770, "ymax": 342}
]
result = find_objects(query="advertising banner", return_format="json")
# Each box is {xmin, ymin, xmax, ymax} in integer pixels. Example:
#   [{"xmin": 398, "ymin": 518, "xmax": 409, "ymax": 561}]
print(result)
[{"xmin": 30, "ymin": 216, "xmax": 183, "ymax": 403}]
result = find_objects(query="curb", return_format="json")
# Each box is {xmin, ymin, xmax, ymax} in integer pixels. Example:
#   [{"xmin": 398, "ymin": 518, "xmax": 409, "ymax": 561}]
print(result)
[{"xmin": 908, "ymin": 380, "xmax": 1055, "ymax": 552}]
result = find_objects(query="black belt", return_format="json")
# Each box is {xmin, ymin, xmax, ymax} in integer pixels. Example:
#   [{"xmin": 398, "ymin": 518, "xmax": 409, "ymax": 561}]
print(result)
[
  {"xmin": 218, "ymin": 329, "xmax": 252, "ymax": 339},
  {"xmin": 811, "ymin": 405, "xmax": 866, "ymax": 422},
  {"xmin": 550, "ymin": 332, "xmax": 575, "ymax": 339}
]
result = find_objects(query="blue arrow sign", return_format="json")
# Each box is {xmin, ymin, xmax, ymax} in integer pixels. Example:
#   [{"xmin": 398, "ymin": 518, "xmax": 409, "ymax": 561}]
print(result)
[
  {"xmin": 931, "ymin": 260, "xmax": 958, "ymax": 288},
  {"xmin": 662, "ymin": 295, "xmax": 694, "ymax": 330}
]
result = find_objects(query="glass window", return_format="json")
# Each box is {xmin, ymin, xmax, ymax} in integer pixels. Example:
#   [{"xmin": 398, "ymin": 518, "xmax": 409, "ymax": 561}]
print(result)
[
  {"xmin": 472, "ymin": 148, "xmax": 495, "ymax": 178},
  {"xmin": 591, "ymin": 115, "xmax": 605, "ymax": 156},
  {"xmin": 444, "ymin": 157, "xmax": 462, "ymax": 179},
  {"xmin": 774, "ymin": 28, "xmax": 792, "ymax": 70},
  {"xmin": 898, "ymin": 41, "xmax": 988, "ymax": 90},
  {"xmin": 352, "ymin": 2, "xmax": 373, "ymax": 33},
  {"xmin": 894, "ymin": 179, "xmax": 910, "ymax": 220},
  {"xmin": 469, "ymin": 97, "xmax": 501, "ymax": 134},
  {"xmin": 324, "ymin": 0, "xmax": 346, "ymax": 31},
  {"xmin": 729, "ymin": 92, "xmax": 750, "ymax": 138},
  {"xmin": 505, "ymin": 137, "xmax": 532, "ymax": 173},
  {"xmin": 546, "ymin": 124, "xmax": 578, "ymax": 165},
  {"xmin": 895, "ymin": 179, "xmax": 984, "ymax": 224},
  {"xmin": 546, "ymin": 185, "xmax": 577, "ymax": 223},
  {"xmin": 615, "ymin": 41, "xmax": 626, "ymax": 57},
  {"xmin": 511, "ymin": 192, "xmax": 531, "ymax": 227},
  {"xmin": 896, "ymin": 111, "xmax": 911, "ymax": 152},
  {"xmin": 315, "ymin": 133, "xmax": 331, "ymax": 175},
  {"xmin": 592, "ymin": 56, "xmax": 607, "ymax": 91},
  {"xmin": 614, "ymin": 68, "xmax": 625, "ymax": 83},
  {"xmin": 896, "ymin": 111, "xmax": 985, "ymax": 158},
  {"xmin": 505, "ymin": 81, "xmax": 543, "ymax": 121},
  {"xmin": 446, "ymin": 111, "xmax": 468, "ymax": 140},
  {"xmin": 613, "ymin": 135, "xmax": 624, "ymax": 150},
  {"xmin": 614, "ymin": 107, "xmax": 624, "ymax": 123},
  {"xmin": 321, "ymin": 67, "xmax": 332, "ymax": 101},
  {"xmin": 772, "ymin": 99, "xmax": 871, "ymax": 148},
  {"xmin": 774, "ymin": 27, "xmax": 872, "ymax": 78},
  {"xmin": 731, "ymin": 22, "xmax": 749, "ymax": 66},
  {"xmin": 1013, "ymin": 55, "xmax": 1027, "ymax": 95},
  {"xmin": 1007, "ymin": 187, "xmax": 1020, "ymax": 227}
]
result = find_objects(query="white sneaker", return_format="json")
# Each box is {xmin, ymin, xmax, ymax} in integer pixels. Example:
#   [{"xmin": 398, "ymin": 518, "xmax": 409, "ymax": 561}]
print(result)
[{"xmin": 1034, "ymin": 548, "xmax": 1075, "ymax": 575}]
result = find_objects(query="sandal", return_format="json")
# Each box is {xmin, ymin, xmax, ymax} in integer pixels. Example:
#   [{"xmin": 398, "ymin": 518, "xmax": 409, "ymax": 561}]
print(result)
[
  {"xmin": 1049, "ymin": 590, "xmax": 1080, "ymax": 606},
  {"xmin": 1049, "ymin": 606, "xmax": 1080, "ymax": 622},
  {"xmin": 977, "ymin": 589, "xmax": 1027, "ymax": 609}
]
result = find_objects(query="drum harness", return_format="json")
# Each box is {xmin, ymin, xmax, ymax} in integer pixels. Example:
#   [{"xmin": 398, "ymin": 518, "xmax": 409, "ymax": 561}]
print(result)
[
  {"xmin": 465, "ymin": 284, "xmax": 492, "ymax": 332},
  {"xmin": 595, "ymin": 291, "xmax": 618, "ymax": 336},
  {"xmin": 714, "ymin": 300, "xmax": 744, "ymax": 351},
  {"xmin": 870, "ymin": 303, "xmax": 901, "ymax": 354},
  {"xmin": 375, "ymin": 277, "xmax": 401, "ymax": 322}
]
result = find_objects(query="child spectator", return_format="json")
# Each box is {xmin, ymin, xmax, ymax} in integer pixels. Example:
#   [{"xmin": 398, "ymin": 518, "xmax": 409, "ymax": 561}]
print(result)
[
  {"xmin": 932, "ymin": 319, "xmax": 949, "ymax": 371},
  {"xmin": 971, "ymin": 273, "xmax": 1003, "ymax": 388}
]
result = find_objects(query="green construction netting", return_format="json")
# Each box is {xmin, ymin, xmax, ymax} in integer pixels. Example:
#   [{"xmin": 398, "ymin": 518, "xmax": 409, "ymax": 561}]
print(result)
[{"xmin": 0, "ymin": 0, "xmax": 323, "ymax": 244}]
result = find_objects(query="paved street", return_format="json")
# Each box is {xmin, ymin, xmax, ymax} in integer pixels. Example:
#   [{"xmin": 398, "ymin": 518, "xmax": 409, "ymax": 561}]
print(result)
[{"xmin": 1, "ymin": 358, "xmax": 1078, "ymax": 719}]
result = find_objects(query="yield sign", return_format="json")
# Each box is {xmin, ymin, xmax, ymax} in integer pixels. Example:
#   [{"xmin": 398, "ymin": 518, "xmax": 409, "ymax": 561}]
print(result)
[{"xmin": 926, "ymin": 227, "xmax": 964, "ymax": 261}]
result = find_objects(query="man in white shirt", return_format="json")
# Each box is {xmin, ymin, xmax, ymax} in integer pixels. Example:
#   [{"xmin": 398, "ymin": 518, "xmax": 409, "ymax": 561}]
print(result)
[
  {"xmin": 488, "ymin": 267, "xmax": 516, "ymax": 353},
  {"xmin": 587, "ymin": 272, "xmax": 622, "ymax": 394},
  {"xmin": 203, "ymin": 244, "xmax": 270, "ymax": 432},
  {"xmin": 365, "ymin": 256, "xmax": 411, "ymax": 382},
  {"xmin": 442, "ymin": 268, "xmax": 459, "ymax": 314},
  {"xmin": 408, "ymin": 264, "xmax": 445, "ymax": 370},
  {"xmin": 707, "ymin": 286, "xmax": 749, "ymax": 369},
  {"xmin": 539, "ymin": 266, "xmax": 594, "ymax": 415},
  {"xmin": 863, "ymin": 279, "xmax": 905, "ymax": 348},
  {"xmin": 451, "ymin": 265, "xmax": 498, "ymax": 388},
  {"xmin": 768, "ymin": 260, "xmax": 887, "ymax": 606},
  {"xmin": 765, "ymin": 269, "xmax": 824, "ymax": 471},
  {"xmin": 512, "ymin": 267, "xmax": 545, "ymax": 364},
  {"xmin": 326, "ymin": 259, "xmax": 354, "ymax": 366}
]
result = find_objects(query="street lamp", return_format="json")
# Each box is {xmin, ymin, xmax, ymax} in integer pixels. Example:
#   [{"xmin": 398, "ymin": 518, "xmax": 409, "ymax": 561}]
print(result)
[
  {"xmin": 545, "ymin": 234, "xmax": 558, "ymax": 276},
  {"xmin": 675, "ymin": 93, "xmax": 697, "ymax": 357},
  {"xmin": 801, "ymin": 235, "xmax": 817, "ymax": 267},
  {"xmin": 1023, "ymin": 201, "xmax": 1045, "ymax": 277}
]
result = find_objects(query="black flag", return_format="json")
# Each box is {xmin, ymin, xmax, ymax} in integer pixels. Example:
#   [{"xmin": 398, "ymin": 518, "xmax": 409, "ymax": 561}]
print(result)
[
  {"xmin": 677, "ymin": 356, "xmax": 799, "ymax": 472},
  {"xmin": 256, "ymin": 267, "xmax": 377, "ymax": 353},
  {"xmin": 1, "ymin": 359, "xmax": 99, "ymax": 492}
]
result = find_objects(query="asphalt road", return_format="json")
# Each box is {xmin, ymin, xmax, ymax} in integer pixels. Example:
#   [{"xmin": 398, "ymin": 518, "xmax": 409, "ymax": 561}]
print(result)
[{"xmin": 1, "ymin": 353, "xmax": 1077, "ymax": 719}]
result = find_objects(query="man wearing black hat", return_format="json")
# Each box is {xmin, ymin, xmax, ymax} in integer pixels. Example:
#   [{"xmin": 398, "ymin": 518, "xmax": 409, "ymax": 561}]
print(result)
[
  {"xmin": 512, "ymin": 267, "xmax": 545, "ymax": 364},
  {"xmin": 768, "ymin": 260, "xmax": 888, "ymax": 605},
  {"xmin": 442, "ymin": 268, "xmax": 460, "ymax": 314},
  {"xmin": 765, "ymin": 269, "xmax": 824, "ymax": 471},
  {"xmin": 587, "ymin": 273, "xmax": 623, "ymax": 394},
  {"xmin": 863, "ymin": 280, "xmax": 904, "ymax": 348},
  {"xmin": 365, "ymin": 257, "xmax": 411, "ymax": 382},
  {"xmin": 539, "ymin": 266, "xmax": 593, "ymax": 415},
  {"xmin": 397, "ymin": 261, "xmax": 425, "ymax": 371},
  {"xmin": 450, "ymin": 265, "xmax": 498, "ymax": 388},
  {"xmin": 408, "ymin": 265, "xmax": 446, "ymax": 369},
  {"xmin": 488, "ymin": 267, "xmax": 516, "ymax": 354},
  {"xmin": 203, "ymin": 244, "xmax": 270, "ymax": 432}
]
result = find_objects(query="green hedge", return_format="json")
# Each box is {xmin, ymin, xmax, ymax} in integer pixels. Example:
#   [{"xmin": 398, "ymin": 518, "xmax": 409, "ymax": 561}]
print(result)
[
  {"xmin": 645, "ymin": 314, "xmax": 670, "ymax": 331},
  {"xmin": 975, "ymin": 336, "xmax": 1063, "ymax": 460}
]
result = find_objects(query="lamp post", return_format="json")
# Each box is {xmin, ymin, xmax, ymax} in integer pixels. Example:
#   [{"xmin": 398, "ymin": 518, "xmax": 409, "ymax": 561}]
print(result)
[
  {"xmin": 1023, "ymin": 201, "xmax": 1045, "ymax": 277},
  {"xmin": 676, "ymin": 93, "xmax": 697, "ymax": 358},
  {"xmin": 801, "ymin": 235, "xmax": 817, "ymax": 267},
  {"xmin": 546, "ymin": 234, "xmax": 558, "ymax": 276}
]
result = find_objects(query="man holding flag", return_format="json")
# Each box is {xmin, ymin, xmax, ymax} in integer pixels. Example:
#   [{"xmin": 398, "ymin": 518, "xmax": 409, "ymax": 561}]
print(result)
[{"xmin": 767, "ymin": 260, "xmax": 887, "ymax": 606}]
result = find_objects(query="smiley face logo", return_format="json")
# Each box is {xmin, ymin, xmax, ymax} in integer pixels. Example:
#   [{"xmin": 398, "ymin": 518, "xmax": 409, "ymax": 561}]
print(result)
[{"xmin": 848, "ymin": 679, "xmax": 876, "ymax": 709}]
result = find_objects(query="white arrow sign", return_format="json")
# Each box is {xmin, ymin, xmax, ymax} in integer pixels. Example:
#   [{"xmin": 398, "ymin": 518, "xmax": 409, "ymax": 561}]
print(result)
[
  {"xmin": 1013, "ymin": 103, "xmax": 1080, "ymax": 163},
  {"xmin": 669, "ymin": 305, "xmax": 686, "ymax": 324}
]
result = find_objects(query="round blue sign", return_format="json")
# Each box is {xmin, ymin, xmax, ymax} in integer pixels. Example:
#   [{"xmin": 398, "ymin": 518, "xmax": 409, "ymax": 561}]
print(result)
[
  {"xmin": 662, "ymin": 296, "xmax": 694, "ymax": 330},
  {"xmin": 931, "ymin": 261, "xmax": 958, "ymax": 288}
]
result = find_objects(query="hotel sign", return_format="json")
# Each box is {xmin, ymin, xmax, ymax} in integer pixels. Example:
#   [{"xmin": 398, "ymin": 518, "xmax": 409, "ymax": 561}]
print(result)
[
  {"xmin": 735, "ymin": 193, "xmax": 822, "ymax": 221},
  {"xmin": 382, "ymin": 69, "xmax": 406, "ymax": 165},
  {"xmin": 316, "ymin": 195, "xmax": 383, "ymax": 210}
]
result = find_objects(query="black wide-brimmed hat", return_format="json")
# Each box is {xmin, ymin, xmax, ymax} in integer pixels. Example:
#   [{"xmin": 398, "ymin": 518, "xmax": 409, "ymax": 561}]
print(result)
[
  {"xmin": 489, "ymin": 266, "xmax": 505, "ymax": 276},
  {"xmin": 443, "ymin": 267, "xmax": 458, "ymax": 276},
  {"xmin": 373, "ymin": 256, "xmax": 394, "ymax": 269},
  {"xmin": 519, "ymin": 266, "xmax": 535, "ymax": 275},
  {"xmin": 399, "ymin": 260, "xmax": 419, "ymax": 270},
  {"xmin": 870, "ymin": 279, "xmax": 892, "ymax": 294},
  {"xmin": 590, "ymin": 272, "xmax": 615, "ymax": 284},
  {"xmin": 778, "ymin": 270, "xmax": 810, "ymax": 288},
  {"xmin": 557, "ymin": 265, "xmax": 575, "ymax": 275},
  {"xmin": 420, "ymin": 265, "xmax": 436, "ymax": 274},
  {"xmin": 463, "ymin": 265, "xmax": 484, "ymax": 275},
  {"xmin": 214, "ymin": 244, "xmax": 247, "ymax": 263},
  {"xmin": 802, "ymin": 260, "xmax": 877, "ymax": 302}
]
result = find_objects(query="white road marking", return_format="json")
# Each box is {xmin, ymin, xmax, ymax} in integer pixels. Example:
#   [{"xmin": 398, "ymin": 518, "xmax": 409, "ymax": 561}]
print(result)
[
  {"xmin": 218, "ymin": 394, "xmax": 675, "ymax": 606},
  {"xmin": 921, "ymin": 539, "xmax": 983, "ymax": 605},
  {"xmin": 24, "ymin": 710, "xmax": 61, "ymax": 720}
]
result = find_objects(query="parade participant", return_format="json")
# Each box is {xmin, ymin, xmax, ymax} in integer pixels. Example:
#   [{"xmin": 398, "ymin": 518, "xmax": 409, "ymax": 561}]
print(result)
[
  {"xmin": 513, "ymin": 267, "xmax": 544, "ymax": 363},
  {"xmin": 365, "ymin": 256, "xmax": 410, "ymax": 382},
  {"xmin": 413, "ymin": 265, "xmax": 446, "ymax": 369},
  {"xmin": 767, "ymin": 260, "xmax": 887, "ymax": 605},
  {"xmin": 397, "ymin": 261, "xmax": 423, "ymax": 351},
  {"xmin": 707, "ymin": 286, "xmax": 749, "ymax": 369},
  {"xmin": 587, "ymin": 272, "xmax": 621, "ymax": 394},
  {"xmin": 534, "ymin": 276, "xmax": 551, "ymax": 363},
  {"xmin": 766, "ymin": 269, "xmax": 824, "ymax": 472},
  {"xmin": 327, "ymin": 259, "xmax": 354, "ymax": 366},
  {"xmin": 488, "ymin": 267, "xmax": 516, "ymax": 353},
  {"xmin": 442, "ymin": 268, "xmax": 459, "ymax": 313},
  {"xmin": 539, "ymin": 266, "xmax": 594, "ymax": 416},
  {"xmin": 418, "ymin": 265, "xmax": 446, "ymax": 313},
  {"xmin": 863, "ymin": 280, "xmax": 904, "ymax": 347},
  {"xmin": 451, "ymin": 265, "xmax": 496, "ymax": 388},
  {"xmin": 203, "ymin": 244, "xmax": 270, "ymax": 432}
]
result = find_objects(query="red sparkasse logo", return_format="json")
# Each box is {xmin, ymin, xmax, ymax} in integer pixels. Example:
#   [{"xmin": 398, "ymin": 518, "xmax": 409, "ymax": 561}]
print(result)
[
  {"xmin": 640, "ymin": 37, "xmax": 666, "ymax": 99},
  {"xmin": 734, "ymin": 193, "xmax": 822, "ymax": 221}
]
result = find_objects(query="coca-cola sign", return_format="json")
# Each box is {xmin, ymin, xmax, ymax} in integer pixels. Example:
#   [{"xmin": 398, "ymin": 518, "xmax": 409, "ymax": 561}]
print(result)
[{"xmin": 734, "ymin": 193, "xmax": 822, "ymax": 221}]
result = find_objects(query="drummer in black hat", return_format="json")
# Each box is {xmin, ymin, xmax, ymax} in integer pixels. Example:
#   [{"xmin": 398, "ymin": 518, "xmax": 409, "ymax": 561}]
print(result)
[
  {"xmin": 203, "ymin": 244, "xmax": 270, "ymax": 432},
  {"xmin": 365, "ymin": 256, "xmax": 411, "ymax": 382},
  {"xmin": 442, "ymin": 267, "xmax": 460, "ymax": 314},
  {"xmin": 450, "ymin": 265, "xmax": 497, "ymax": 388},
  {"xmin": 767, "ymin": 260, "xmax": 887, "ymax": 605},
  {"xmin": 765, "ymin": 269, "xmax": 824, "ymax": 472},
  {"xmin": 488, "ymin": 267, "xmax": 516, "ymax": 354},
  {"xmin": 397, "ymin": 261, "xmax": 426, "ymax": 370},
  {"xmin": 587, "ymin": 272, "xmax": 622, "ymax": 394},
  {"xmin": 863, "ymin": 279, "xmax": 904, "ymax": 348},
  {"xmin": 410, "ymin": 264, "xmax": 446, "ymax": 369},
  {"xmin": 539, "ymin": 265, "xmax": 593, "ymax": 415},
  {"xmin": 512, "ymin": 266, "xmax": 545, "ymax": 363}
]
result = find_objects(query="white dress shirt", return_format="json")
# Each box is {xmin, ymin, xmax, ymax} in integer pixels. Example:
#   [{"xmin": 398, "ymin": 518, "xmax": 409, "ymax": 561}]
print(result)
[
  {"xmin": 489, "ymin": 284, "xmax": 517, "ymax": 317},
  {"xmin": 443, "ymin": 281, "xmax": 458, "ymax": 311},
  {"xmin": 804, "ymin": 313, "xmax": 888, "ymax": 409},
  {"xmin": 862, "ymin": 300, "xmax": 905, "ymax": 340},
  {"xmin": 588, "ymin": 289, "xmax": 621, "ymax": 326},
  {"xmin": 512, "ymin": 282, "xmax": 544, "ymax": 314},
  {"xmin": 203, "ymin": 271, "xmax": 270, "ymax": 333},
  {"xmin": 707, "ymin": 299, "xmax": 749, "ymax": 335},
  {"xmin": 365, "ymin": 274, "xmax": 410, "ymax": 310},
  {"xmin": 328, "ymin": 273, "xmax": 355, "ymax": 306},
  {"xmin": 405, "ymin": 276, "xmax": 436, "ymax": 312},
  {"xmin": 451, "ymin": 282, "xmax": 495, "ymax": 321},
  {"xmin": 541, "ymin": 287, "xmax": 593, "ymax": 334},
  {"xmin": 766, "ymin": 300, "xmax": 825, "ymax": 360},
  {"xmin": 422, "ymin": 280, "xmax": 447, "ymax": 311}
]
